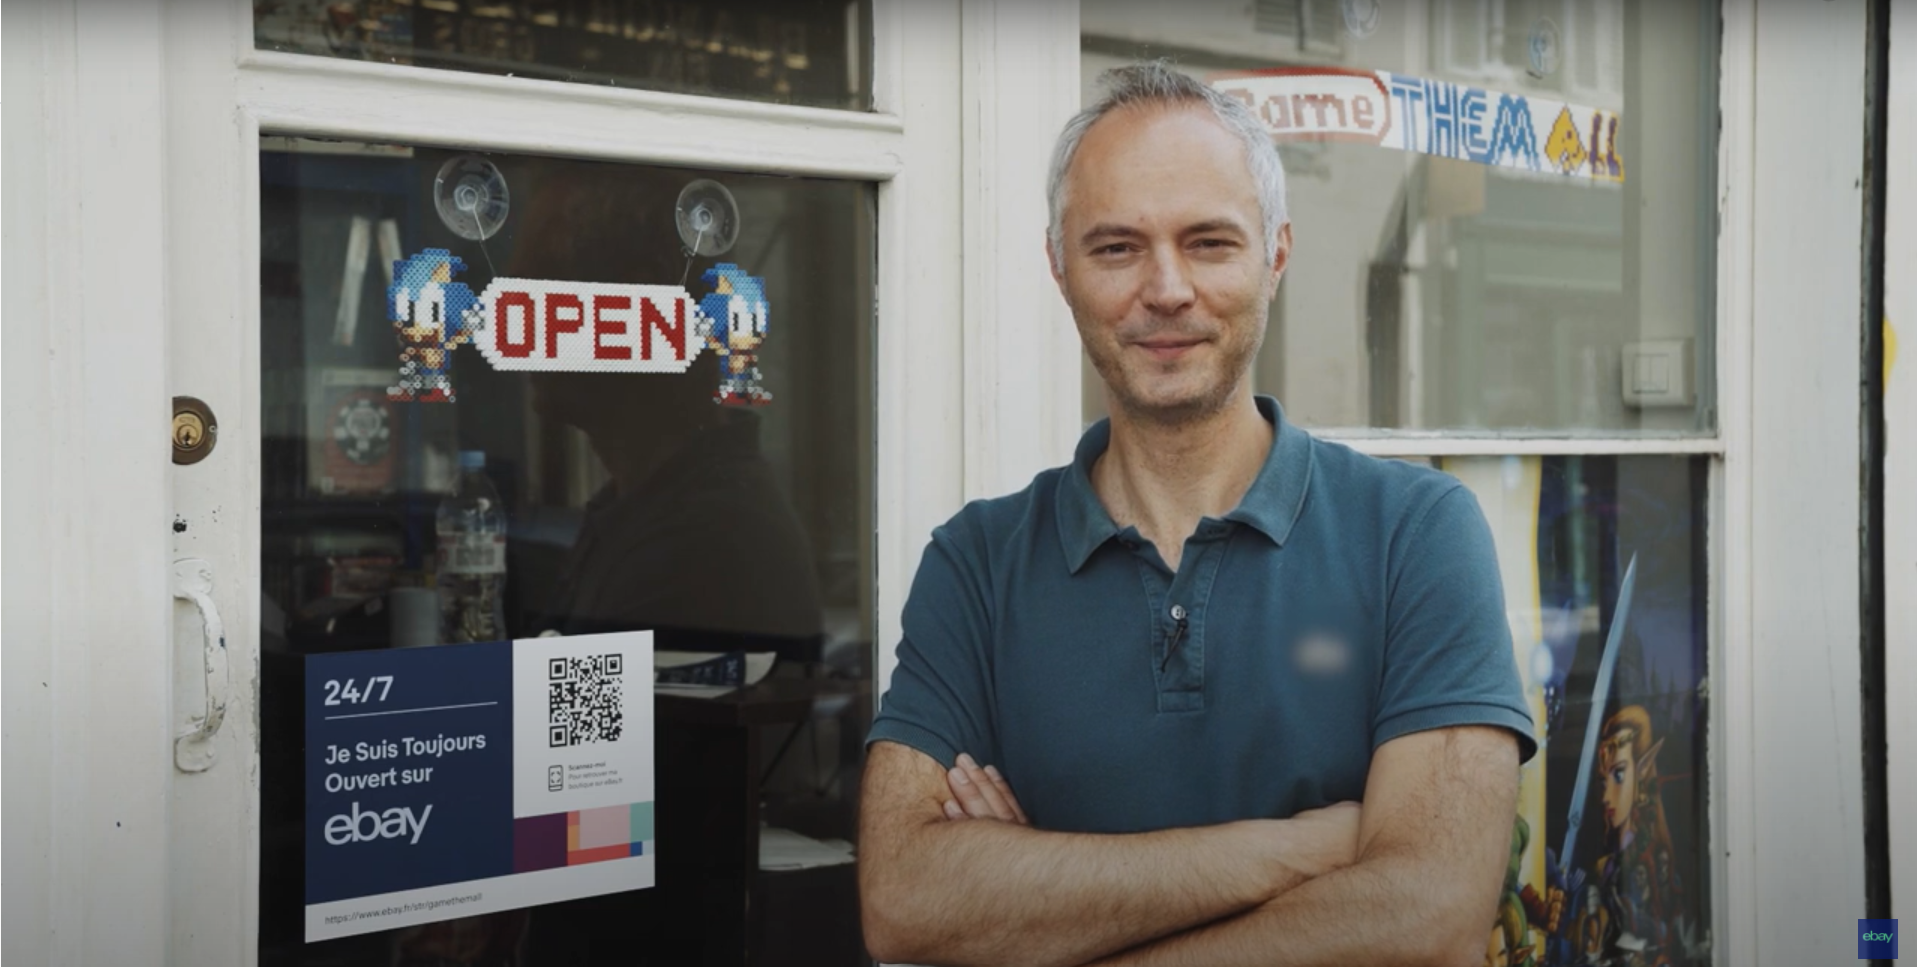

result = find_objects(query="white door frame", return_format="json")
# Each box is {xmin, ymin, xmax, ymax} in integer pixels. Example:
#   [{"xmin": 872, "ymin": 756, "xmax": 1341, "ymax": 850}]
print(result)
[
  {"xmin": 1734, "ymin": 1, "xmax": 1872, "ymax": 961},
  {"xmin": 3, "ymin": 4, "xmax": 175, "ymax": 965}
]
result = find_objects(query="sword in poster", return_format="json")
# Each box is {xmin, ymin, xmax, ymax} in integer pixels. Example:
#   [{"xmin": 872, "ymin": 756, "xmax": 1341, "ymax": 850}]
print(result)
[{"xmin": 1556, "ymin": 552, "xmax": 1638, "ymax": 884}]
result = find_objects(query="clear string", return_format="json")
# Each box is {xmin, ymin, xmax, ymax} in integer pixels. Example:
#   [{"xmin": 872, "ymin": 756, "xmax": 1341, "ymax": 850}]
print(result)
[
  {"xmin": 460, "ymin": 193, "xmax": 498, "ymax": 278},
  {"xmin": 680, "ymin": 222, "xmax": 708, "ymax": 286}
]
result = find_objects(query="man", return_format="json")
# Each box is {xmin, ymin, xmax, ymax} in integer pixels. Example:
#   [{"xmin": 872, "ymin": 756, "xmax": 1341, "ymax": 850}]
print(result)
[{"xmin": 858, "ymin": 61, "xmax": 1536, "ymax": 967}]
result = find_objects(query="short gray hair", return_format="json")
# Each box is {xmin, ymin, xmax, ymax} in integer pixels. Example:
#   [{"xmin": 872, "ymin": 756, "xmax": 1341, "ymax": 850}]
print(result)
[{"xmin": 1047, "ymin": 61, "xmax": 1289, "ymax": 263}]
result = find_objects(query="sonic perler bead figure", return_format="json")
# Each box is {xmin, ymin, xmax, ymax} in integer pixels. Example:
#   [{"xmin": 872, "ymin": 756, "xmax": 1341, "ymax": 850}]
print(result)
[
  {"xmin": 698, "ymin": 263, "xmax": 771, "ymax": 406},
  {"xmin": 387, "ymin": 249, "xmax": 481, "ymax": 403}
]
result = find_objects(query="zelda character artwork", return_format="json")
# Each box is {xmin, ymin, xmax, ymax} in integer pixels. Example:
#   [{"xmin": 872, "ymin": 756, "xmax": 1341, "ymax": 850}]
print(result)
[{"xmin": 1446, "ymin": 456, "xmax": 1709, "ymax": 967}]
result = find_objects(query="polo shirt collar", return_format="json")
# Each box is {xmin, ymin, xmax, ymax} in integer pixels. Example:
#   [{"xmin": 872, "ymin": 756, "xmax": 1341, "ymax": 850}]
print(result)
[{"xmin": 1055, "ymin": 394, "xmax": 1314, "ymax": 574}]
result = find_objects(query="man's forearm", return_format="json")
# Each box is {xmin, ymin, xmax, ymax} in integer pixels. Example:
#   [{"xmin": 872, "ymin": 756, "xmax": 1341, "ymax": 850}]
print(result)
[
  {"xmin": 1087, "ymin": 847, "xmax": 1494, "ymax": 967},
  {"xmin": 862, "ymin": 817, "xmax": 1317, "ymax": 967}
]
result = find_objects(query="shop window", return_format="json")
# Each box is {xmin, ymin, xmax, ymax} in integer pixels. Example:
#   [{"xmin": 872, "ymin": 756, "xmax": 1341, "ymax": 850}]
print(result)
[
  {"xmin": 253, "ymin": 0, "xmax": 873, "ymax": 112},
  {"xmin": 257, "ymin": 138, "xmax": 876, "ymax": 965},
  {"xmin": 1079, "ymin": 0, "xmax": 1717, "ymax": 433}
]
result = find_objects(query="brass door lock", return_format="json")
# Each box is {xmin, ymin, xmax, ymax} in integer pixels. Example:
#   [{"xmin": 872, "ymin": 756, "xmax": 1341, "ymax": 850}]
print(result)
[{"xmin": 173, "ymin": 397, "xmax": 217, "ymax": 465}]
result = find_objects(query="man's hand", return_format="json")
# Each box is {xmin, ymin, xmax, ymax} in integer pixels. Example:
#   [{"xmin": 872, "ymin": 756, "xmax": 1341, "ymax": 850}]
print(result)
[
  {"xmin": 1275, "ymin": 801, "xmax": 1362, "ymax": 879},
  {"xmin": 942, "ymin": 753, "xmax": 1029, "ymax": 824}
]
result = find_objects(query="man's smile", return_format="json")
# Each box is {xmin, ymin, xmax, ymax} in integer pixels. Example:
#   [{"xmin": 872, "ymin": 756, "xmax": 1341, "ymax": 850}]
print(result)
[{"xmin": 1131, "ymin": 334, "xmax": 1206, "ymax": 362}]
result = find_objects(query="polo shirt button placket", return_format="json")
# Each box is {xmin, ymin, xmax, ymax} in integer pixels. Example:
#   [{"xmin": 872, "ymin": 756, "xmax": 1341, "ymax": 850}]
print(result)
[{"xmin": 1161, "ymin": 604, "xmax": 1190, "ymax": 672}]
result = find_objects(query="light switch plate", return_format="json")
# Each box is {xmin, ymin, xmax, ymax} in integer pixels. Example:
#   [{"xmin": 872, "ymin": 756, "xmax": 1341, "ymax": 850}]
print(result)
[{"xmin": 1621, "ymin": 339, "xmax": 1694, "ymax": 408}]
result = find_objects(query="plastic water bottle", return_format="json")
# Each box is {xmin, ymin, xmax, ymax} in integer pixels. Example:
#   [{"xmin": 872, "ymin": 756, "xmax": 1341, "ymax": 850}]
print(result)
[{"xmin": 436, "ymin": 450, "xmax": 507, "ymax": 643}]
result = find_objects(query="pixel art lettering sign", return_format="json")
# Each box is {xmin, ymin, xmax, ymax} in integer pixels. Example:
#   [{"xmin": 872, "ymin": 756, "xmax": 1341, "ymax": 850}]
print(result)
[
  {"xmin": 1212, "ymin": 67, "xmax": 1625, "ymax": 184},
  {"xmin": 388, "ymin": 250, "xmax": 772, "ymax": 406}
]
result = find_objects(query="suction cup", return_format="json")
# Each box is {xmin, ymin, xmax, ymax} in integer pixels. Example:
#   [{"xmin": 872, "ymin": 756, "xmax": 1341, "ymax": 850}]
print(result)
[
  {"xmin": 1341, "ymin": 0, "xmax": 1380, "ymax": 39},
  {"xmin": 434, "ymin": 154, "xmax": 511, "ymax": 241},
  {"xmin": 675, "ymin": 179, "xmax": 740, "ymax": 257},
  {"xmin": 1528, "ymin": 18, "xmax": 1562, "ymax": 78}
]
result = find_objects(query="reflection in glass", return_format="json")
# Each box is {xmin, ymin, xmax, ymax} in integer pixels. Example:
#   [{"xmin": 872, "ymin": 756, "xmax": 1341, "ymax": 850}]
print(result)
[
  {"xmin": 1080, "ymin": 0, "xmax": 1718, "ymax": 432},
  {"xmin": 254, "ymin": 0, "xmax": 873, "ymax": 111},
  {"xmin": 1435, "ymin": 454, "xmax": 1710, "ymax": 967},
  {"xmin": 259, "ymin": 139, "xmax": 875, "ymax": 965}
]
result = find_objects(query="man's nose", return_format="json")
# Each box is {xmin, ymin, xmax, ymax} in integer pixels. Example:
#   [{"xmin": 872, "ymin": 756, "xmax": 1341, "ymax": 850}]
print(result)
[{"xmin": 1140, "ymin": 246, "xmax": 1196, "ymax": 315}]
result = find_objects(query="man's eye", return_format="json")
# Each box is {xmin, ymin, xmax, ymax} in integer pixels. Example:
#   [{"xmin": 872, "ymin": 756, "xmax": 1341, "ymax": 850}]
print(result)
[
  {"xmin": 1193, "ymin": 238, "xmax": 1234, "ymax": 250},
  {"xmin": 1093, "ymin": 244, "xmax": 1130, "ymax": 255}
]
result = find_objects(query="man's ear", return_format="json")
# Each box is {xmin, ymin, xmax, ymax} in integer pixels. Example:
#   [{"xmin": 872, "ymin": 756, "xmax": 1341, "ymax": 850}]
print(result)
[
  {"xmin": 1271, "ymin": 221, "xmax": 1294, "ymax": 279},
  {"xmin": 1046, "ymin": 236, "xmax": 1067, "ymax": 291}
]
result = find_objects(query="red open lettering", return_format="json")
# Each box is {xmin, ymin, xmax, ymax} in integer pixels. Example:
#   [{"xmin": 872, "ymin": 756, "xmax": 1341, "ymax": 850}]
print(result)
[
  {"xmin": 475, "ymin": 280, "xmax": 714, "ymax": 373},
  {"xmin": 640, "ymin": 297, "xmax": 685, "ymax": 361},
  {"xmin": 545, "ymin": 293, "xmax": 584, "ymax": 358},
  {"xmin": 494, "ymin": 290, "xmax": 535, "ymax": 358},
  {"xmin": 593, "ymin": 294, "xmax": 632, "ymax": 360}
]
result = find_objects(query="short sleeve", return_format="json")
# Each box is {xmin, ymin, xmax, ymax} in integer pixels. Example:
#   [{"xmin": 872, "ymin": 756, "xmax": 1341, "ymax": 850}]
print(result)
[
  {"xmin": 865, "ymin": 523, "xmax": 1000, "ymax": 770},
  {"xmin": 1375, "ymin": 485, "xmax": 1539, "ymax": 763}
]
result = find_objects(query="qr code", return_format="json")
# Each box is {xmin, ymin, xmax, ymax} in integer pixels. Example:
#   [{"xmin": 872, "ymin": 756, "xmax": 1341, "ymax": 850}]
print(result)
[{"xmin": 548, "ymin": 654, "xmax": 624, "ymax": 747}]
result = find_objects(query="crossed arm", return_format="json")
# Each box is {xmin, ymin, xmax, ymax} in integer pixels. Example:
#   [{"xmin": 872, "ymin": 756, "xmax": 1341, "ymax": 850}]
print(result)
[{"xmin": 858, "ymin": 725, "xmax": 1518, "ymax": 967}]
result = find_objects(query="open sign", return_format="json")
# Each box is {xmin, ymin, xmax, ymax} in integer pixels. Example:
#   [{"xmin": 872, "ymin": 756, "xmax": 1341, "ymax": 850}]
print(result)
[{"xmin": 473, "ymin": 279, "xmax": 707, "ymax": 373}]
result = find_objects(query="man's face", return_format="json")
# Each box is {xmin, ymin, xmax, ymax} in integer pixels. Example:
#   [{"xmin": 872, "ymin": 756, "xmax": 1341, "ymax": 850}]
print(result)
[{"xmin": 1050, "ymin": 104, "xmax": 1289, "ymax": 424}]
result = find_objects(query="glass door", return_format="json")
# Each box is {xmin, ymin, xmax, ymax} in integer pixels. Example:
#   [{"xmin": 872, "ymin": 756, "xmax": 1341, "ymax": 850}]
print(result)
[
  {"xmin": 157, "ymin": 3, "xmax": 963, "ymax": 965},
  {"xmin": 257, "ymin": 143, "xmax": 875, "ymax": 965}
]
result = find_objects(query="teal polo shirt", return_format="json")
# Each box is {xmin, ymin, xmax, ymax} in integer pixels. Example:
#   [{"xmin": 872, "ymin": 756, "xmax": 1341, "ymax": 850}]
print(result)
[{"xmin": 868, "ymin": 396, "xmax": 1537, "ymax": 833}]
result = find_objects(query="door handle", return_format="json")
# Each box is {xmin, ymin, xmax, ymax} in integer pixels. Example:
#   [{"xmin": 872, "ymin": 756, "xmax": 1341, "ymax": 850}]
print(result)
[{"xmin": 173, "ymin": 558, "xmax": 228, "ymax": 773}]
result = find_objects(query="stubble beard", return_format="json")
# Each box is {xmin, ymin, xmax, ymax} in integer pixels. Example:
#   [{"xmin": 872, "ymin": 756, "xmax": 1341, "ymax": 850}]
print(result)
[{"xmin": 1078, "ymin": 309, "xmax": 1265, "ymax": 431}]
